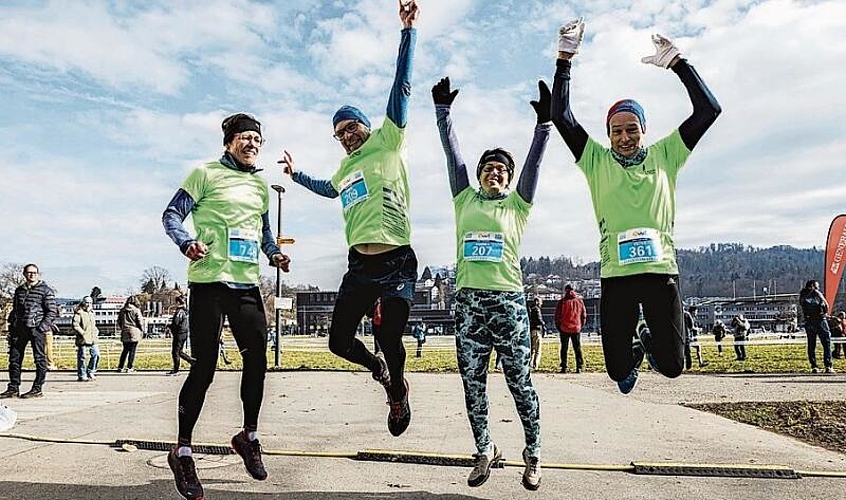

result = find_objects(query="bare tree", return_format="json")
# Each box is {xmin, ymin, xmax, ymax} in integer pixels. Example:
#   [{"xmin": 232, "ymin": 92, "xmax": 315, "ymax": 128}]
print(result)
[
  {"xmin": 0, "ymin": 262, "xmax": 25, "ymax": 309},
  {"xmin": 139, "ymin": 266, "xmax": 172, "ymax": 293}
]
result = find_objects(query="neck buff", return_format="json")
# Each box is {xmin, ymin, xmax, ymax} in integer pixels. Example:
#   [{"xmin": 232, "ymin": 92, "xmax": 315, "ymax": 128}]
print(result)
[
  {"xmin": 610, "ymin": 147, "xmax": 648, "ymax": 168},
  {"xmin": 478, "ymin": 188, "xmax": 508, "ymax": 201}
]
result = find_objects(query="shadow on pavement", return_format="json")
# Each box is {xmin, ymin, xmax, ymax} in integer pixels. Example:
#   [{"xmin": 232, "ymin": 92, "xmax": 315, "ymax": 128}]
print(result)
[{"xmin": 0, "ymin": 480, "xmax": 484, "ymax": 500}]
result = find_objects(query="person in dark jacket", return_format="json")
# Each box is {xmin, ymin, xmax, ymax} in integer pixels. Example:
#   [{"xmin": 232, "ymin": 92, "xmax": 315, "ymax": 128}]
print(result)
[
  {"xmin": 799, "ymin": 280, "xmax": 834, "ymax": 373},
  {"xmin": 683, "ymin": 305, "xmax": 707, "ymax": 369},
  {"xmin": 528, "ymin": 298, "xmax": 545, "ymax": 370},
  {"xmin": 167, "ymin": 295, "xmax": 191, "ymax": 375},
  {"xmin": 117, "ymin": 296, "xmax": 145, "ymax": 373},
  {"xmin": 554, "ymin": 285, "xmax": 586, "ymax": 373},
  {"xmin": 2, "ymin": 263, "xmax": 58, "ymax": 399}
]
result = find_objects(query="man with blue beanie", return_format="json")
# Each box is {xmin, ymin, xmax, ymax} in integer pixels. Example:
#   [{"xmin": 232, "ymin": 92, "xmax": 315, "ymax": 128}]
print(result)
[{"xmin": 278, "ymin": 0, "xmax": 420, "ymax": 437}]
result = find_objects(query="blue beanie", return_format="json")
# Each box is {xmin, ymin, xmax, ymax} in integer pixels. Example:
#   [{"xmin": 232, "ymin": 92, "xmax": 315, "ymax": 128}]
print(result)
[
  {"xmin": 332, "ymin": 105, "xmax": 371, "ymax": 129},
  {"xmin": 606, "ymin": 99, "xmax": 646, "ymax": 135}
]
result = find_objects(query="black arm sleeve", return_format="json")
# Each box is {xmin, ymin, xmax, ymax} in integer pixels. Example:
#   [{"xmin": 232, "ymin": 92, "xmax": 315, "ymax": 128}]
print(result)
[
  {"xmin": 550, "ymin": 58, "xmax": 589, "ymax": 162},
  {"xmin": 673, "ymin": 59, "xmax": 721, "ymax": 151}
]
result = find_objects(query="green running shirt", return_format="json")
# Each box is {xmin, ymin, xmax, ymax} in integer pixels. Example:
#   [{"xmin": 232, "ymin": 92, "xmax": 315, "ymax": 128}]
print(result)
[
  {"xmin": 180, "ymin": 161, "xmax": 270, "ymax": 285},
  {"xmin": 577, "ymin": 130, "xmax": 691, "ymax": 278},
  {"xmin": 330, "ymin": 118, "xmax": 411, "ymax": 248},
  {"xmin": 453, "ymin": 187, "xmax": 531, "ymax": 292}
]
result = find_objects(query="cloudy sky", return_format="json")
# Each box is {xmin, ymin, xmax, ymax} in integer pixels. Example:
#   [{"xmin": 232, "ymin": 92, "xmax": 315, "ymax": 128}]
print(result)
[{"xmin": 0, "ymin": 0, "xmax": 843, "ymax": 297}]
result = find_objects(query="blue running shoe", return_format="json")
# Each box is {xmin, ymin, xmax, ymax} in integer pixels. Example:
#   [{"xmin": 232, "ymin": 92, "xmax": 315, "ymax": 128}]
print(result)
[{"xmin": 617, "ymin": 367, "xmax": 639, "ymax": 394}]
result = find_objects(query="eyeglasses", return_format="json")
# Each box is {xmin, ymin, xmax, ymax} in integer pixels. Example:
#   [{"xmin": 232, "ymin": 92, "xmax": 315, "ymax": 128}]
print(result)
[
  {"xmin": 333, "ymin": 121, "xmax": 361, "ymax": 140},
  {"xmin": 24, "ymin": 271, "xmax": 38, "ymax": 276},
  {"xmin": 234, "ymin": 133, "xmax": 265, "ymax": 147},
  {"xmin": 481, "ymin": 164, "xmax": 509, "ymax": 175}
]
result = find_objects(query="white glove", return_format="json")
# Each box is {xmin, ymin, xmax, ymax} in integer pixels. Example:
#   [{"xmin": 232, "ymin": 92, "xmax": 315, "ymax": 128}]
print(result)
[
  {"xmin": 640, "ymin": 34, "xmax": 681, "ymax": 68},
  {"xmin": 558, "ymin": 18, "xmax": 585, "ymax": 54}
]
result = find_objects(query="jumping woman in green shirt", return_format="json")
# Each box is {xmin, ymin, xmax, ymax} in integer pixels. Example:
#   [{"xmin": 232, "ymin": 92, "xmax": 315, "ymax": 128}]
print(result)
[
  {"xmin": 550, "ymin": 19, "xmax": 721, "ymax": 394},
  {"xmin": 432, "ymin": 76, "xmax": 551, "ymax": 490}
]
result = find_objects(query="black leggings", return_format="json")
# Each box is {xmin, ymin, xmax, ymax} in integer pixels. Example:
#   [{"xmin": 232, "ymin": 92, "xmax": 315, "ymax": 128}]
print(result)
[
  {"xmin": 118, "ymin": 341, "xmax": 138, "ymax": 370},
  {"xmin": 328, "ymin": 246, "xmax": 417, "ymax": 400},
  {"xmin": 177, "ymin": 283, "xmax": 267, "ymax": 446},
  {"xmin": 600, "ymin": 273, "xmax": 684, "ymax": 381}
]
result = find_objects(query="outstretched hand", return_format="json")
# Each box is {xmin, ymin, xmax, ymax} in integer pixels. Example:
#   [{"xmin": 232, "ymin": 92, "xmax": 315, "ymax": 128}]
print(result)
[
  {"xmin": 399, "ymin": 0, "xmax": 419, "ymax": 29},
  {"xmin": 529, "ymin": 80, "xmax": 552, "ymax": 124},
  {"xmin": 558, "ymin": 17, "xmax": 585, "ymax": 56},
  {"xmin": 641, "ymin": 34, "xmax": 681, "ymax": 69},
  {"xmin": 431, "ymin": 77, "xmax": 459, "ymax": 106},
  {"xmin": 272, "ymin": 253, "xmax": 291, "ymax": 272},
  {"xmin": 277, "ymin": 150, "xmax": 295, "ymax": 177}
]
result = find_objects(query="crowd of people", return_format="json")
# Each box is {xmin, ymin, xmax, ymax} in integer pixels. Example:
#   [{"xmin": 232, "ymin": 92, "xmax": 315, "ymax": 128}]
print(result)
[{"xmin": 2, "ymin": 4, "xmax": 843, "ymax": 499}]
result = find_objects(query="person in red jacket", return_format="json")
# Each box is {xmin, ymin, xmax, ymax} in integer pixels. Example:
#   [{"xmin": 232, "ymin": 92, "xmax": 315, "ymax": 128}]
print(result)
[{"xmin": 554, "ymin": 285, "xmax": 587, "ymax": 373}]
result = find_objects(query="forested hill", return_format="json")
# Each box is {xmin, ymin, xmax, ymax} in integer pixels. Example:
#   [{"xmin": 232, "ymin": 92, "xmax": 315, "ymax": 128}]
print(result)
[{"xmin": 520, "ymin": 243, "xmax": 825, "ymax": 298}]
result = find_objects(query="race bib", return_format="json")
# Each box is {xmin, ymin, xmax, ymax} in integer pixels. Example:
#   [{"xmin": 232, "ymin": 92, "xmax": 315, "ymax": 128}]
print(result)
[
  {"xmin": 339, "ymin": 171, "xmax": 369, "ymax": 211},
  {"xmin": 463, "ymin": 232, "xmax": 504, "ymax": 262},
  {"xmin": 617, "ymin": 228, "xmax": 663, "ymax": 265},
  {"xmin": 228, "ymin": 228, "xmax": 259, "ymax": 264}
]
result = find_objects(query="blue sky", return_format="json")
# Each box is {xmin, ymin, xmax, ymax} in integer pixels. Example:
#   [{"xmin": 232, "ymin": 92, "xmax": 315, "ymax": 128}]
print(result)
[{"xmin": 0, "ymin": 0, "xmax": 844, "ymax": 297}]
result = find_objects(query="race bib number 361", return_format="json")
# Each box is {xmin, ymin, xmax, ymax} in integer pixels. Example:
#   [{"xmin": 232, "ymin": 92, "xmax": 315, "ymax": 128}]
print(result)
[
  {"xmin": 228, "ymin": 228, "xmax": 259, "ymax": 264},
  {"xmin": 617, "ymin": 228, "xmax": 662, "ymax": 265},
  {"xmin": 339, "ymin": 171, "xmax": 369, "ymax": 211},
  {"xmin": 463, "ymin": 232, "xmax": 504, "ymax": 262}
]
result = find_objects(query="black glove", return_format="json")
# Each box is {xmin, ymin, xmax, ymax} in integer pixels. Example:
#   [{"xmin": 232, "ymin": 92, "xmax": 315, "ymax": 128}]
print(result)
[
  {"xmin": 432, "ymin": 77, "xmax": 459, "ymax": 106},
  {"xmin": 529, "ymin": 80, "xmax": 551, "ymax": 124}
]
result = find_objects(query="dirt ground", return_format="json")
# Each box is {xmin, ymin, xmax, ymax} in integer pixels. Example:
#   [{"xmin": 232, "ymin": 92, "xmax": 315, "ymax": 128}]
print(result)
[{"xmin": 686, "ymin": 400, "xmax": 846, "ymax": 455}]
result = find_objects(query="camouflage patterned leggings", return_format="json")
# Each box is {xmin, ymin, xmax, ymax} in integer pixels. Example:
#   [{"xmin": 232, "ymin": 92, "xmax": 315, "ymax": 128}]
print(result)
[{"xmin": 454, "ymin": 289, "xmax": 541, "ymax": 458}]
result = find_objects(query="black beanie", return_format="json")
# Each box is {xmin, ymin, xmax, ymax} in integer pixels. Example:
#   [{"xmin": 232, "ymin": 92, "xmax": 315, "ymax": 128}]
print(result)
[
  {"xmin": 222, "ymin": 113, "xmax": 262, "ymax": 146},
  {"xmin": 476, "ymin": 148, "xmax": 515, "ymax": 183}
]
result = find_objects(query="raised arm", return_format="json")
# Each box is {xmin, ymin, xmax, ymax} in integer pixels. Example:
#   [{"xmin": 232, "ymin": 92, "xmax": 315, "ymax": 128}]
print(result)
[
  {"xmin": 432, "ymin": 77, "xmax": 469, "ymax": 197},
  {"xmin": 516, "ymin": 81, "xmax": 553, "ymax": 203},
  {"xmin": 550, "ymin": 19, "xmax": 589, "ymax": 161},
  {"xmin": 386, "ymin": 0, "xmax": 419, "ymax": 127},
  {"xmin": 278, "ymin": 150, "xmax": 339, "ymax": 199},
  {"xmin": 641, "ymin": 34, "xmax": 721, "ymax": 150}
]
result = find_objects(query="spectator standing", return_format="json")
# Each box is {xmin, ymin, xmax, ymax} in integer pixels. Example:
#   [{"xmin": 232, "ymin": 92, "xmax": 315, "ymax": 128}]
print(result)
[
  {"xmin": 117, "ymin": 296, "xmax": 144, "ymax": 373},
  {"xmin": 730, "ymin": 314, "xmax": 750, "ymax": 361},
  {"xmin": 712, "ymin": 319, "xmax": 726, "ymax": 356},
  {"xmin": 798, "ymin": 280, "xmax": 834, "ymax": 373},
  {"xmin": 554, "ymin": 284, "xmax": 586, "ymax": 373},
  {"xmin": 828, "ymin": 312, "xmax": 844, "ymax": 359},
  {"xmin": 528, "ymin": 298, "xmax": 545, "ymax": 370},
  {"xmin": 166, "ymin": 295, "xmax": 190, "ymax": 375},
  {"xmin": 1, "ymin": 263, "xmax": 57, "ymax": 399},
  {"xmin": 73, "ymin": 296, "xmax": 100, "ymax": 382},
  {"xmin": 412, "ymin": 321, "xmax": 426, "ymax": 358},
  {"xmin": 683, "ymin": 305, "xmax": 708, "ymax": 369}
]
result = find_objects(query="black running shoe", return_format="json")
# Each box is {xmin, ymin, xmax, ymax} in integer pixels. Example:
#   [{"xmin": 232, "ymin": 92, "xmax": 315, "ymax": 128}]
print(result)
[
  {"xmin": 168, "ymin": 447, "xmax": 204, "ymax": 500},
  {"xmin": 387, "ymin": 378, "xmax": 411, "ymax": 437},
  {"xmin": 231, "ymin": 432, "xmax": 268, "ymax": 480}
]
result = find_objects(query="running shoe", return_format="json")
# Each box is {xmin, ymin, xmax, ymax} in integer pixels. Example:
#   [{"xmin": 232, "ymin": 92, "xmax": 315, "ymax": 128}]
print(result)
[
  {"xmin": 20, "ymin": 389, "xmax": 43, "ymax": 399},
  {"xmin": 521, "ymin": 448, "xmax": 541, "ymax": 490},
  {"xmin": 387, "ymin": 378, "xmax": 411, "ymax": 437},
  {"xmin": 168, "ymin": 447, "xmax": 204, "ymax": 500},
  {"xmin": 825, "ymin": 366, "xmax": 836, "ymax": 374},
  {"xmin": 467, "ymin": 444, "xmax": 501, "ymax": 487},
  {"xmin": 617, "ymin": 367, "xmax": 639, "ymax": 394},
  {"xmin": 231, "ymin": 431, "xmax": 268, "ymax": 480},
  {"xmin": 0, "ymin": 388, "xmax": 19, "ymax": 399}
]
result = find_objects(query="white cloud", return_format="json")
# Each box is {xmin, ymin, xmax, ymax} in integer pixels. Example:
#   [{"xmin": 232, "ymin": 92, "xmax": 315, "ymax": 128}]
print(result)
[{"xmin": 1, "ymin": 0, "xmax": 844, "ymax": 297}]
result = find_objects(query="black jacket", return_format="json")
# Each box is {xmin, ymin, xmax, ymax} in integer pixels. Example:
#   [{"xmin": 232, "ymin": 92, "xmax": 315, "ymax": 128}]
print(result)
[
  {"xmin": 529, "ymin": 305, "xmax": 545, "ymax": 331},
  {"xmin": 169, "ymin": 307, "xmax": 189, "ymax": 338},
  {"xmin": 7, "ymin": 281, "xmax": 57, "ymax": 334}
]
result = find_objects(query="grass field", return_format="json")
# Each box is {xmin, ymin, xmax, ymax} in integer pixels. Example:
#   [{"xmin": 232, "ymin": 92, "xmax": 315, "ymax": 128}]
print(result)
[{"xmin": 2, "ymin": 334, "xmax": 842, "ymax": 374}]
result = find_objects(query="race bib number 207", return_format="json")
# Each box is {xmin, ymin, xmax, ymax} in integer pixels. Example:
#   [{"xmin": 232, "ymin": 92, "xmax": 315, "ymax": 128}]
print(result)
[{"xmin": 463, "ymin": 232, "xmax": 505, "ymax": 262}]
